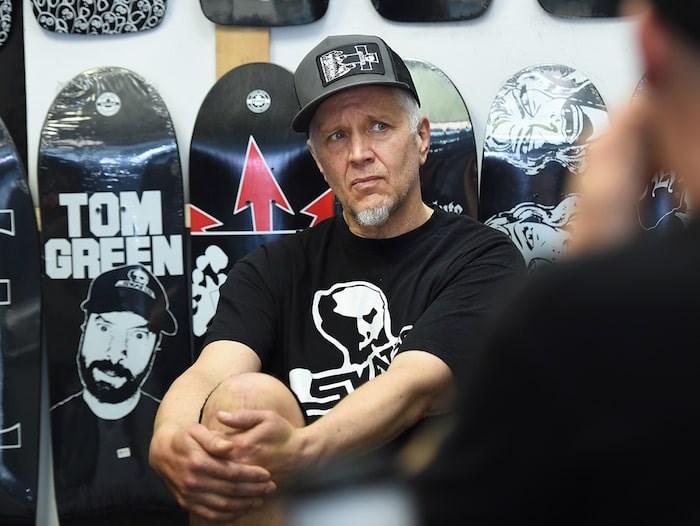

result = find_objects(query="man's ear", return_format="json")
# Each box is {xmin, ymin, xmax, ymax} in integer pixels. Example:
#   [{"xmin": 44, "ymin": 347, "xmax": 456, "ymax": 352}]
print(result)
[{"xmin": 417, "ymin": 116, "xmax": 431, "ymax": 164}]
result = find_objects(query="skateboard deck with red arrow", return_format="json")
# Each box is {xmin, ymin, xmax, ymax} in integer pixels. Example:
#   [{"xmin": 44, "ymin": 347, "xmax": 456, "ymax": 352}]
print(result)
[
  {"xmin": 479, "ymin": 63, "xmax": 608, "ymax": 271},
  {"xmin": 189, "ymin": 62, "xmax": 330, "ymax": 353},
  {"xmin": 0, "ymin": 116, "xmax": 41, "ymax": 526},
  {"xmin": 37, "ymin": 66, "xmax": 189, "ymax": 525}
]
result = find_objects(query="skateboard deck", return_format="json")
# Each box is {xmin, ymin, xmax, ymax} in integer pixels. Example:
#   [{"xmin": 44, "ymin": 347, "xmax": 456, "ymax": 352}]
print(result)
[
  {"xmin": 38, "ymin": 66, "xmax": 189, "ymax": 525},
  {"xmin": 0, "ymin": 117, "xmax": 41, "ymax": 526},
  {"xmin": 538, "ymin": 0, "xmax": 621, "ymax": 18},
  {"xmin": 371, "ymin": 0, "xmax": 491, "ymax": 22},
  {"xmin": 0, "ymin": 0, "xmax": 27, "ymax": 167},
  {"xmin": 200, "ymin": 0, "xmax": 328, "ymax": 26},
  {"xmin": 406, "ymin": 58, "xmax": 478, "ymax": 219},
  {"xmin": 632, "ymin": 77, "xmax": 692, "ymax": 234},
  {"xmin": 189, "ymin": 62, "xmax": 330, "ymax": 352},
  {"xmin": 30, "ymin": 0, "xmax": 167, "ymax": 34},
  {"xmin": 480, "ymin": 63, "xmax": 608, "ymax": 270}
]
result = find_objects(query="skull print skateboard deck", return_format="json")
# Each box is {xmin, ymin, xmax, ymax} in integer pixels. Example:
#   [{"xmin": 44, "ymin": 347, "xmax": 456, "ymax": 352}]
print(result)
[
  {"xmin": 0, "ymin": 0, "xmax": 27, "ymax": 167},
  {"xmin": 37, "ymin": 66, "xmax": 190, "ymax": 525},
  {"xmin": 30, "ymin": 0, "xmax": 167, "ymax": 34}
]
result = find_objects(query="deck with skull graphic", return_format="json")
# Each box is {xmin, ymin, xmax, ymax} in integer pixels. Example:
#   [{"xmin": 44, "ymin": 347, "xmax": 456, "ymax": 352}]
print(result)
[
  {"xmin": 479, "ymin": 63, "xmax": 608, "ymax": 271},
  {"xmin": 537, "ymin": 0, "xmax": 622, "ymax": 18},
  {"xmin": 371, "ymin": 0, "xmax": 491, "ymax": 22},
  {"xmin": 30, "ymin": 0, "xmax": 167, "ymax": 34},
  {"xmin": 0, "ymin": 117, "xmax": 41, "ymax": 526},
  {"xmin": 38, "ymin": 66, "xmax": 189, "ymax": 525},
  {"xmin": 189, "ymin": 63, "xmax": 330, "ymax": 353},
  {"xmin": 406, "ymin": 58, "xmax": 478, "ymax": 219},
  {"xmin": 200, "ymin": 0, "xmax": 328, "ymax": 26}
]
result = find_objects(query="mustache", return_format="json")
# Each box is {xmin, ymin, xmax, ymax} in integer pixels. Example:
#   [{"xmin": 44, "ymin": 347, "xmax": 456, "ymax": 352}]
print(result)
[{"xmin": 88, "ymin": 360, "xmax": 134, "ymax": 382}]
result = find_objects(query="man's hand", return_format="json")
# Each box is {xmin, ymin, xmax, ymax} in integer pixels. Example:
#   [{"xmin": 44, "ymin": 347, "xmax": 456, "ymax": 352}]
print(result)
[
  {"xmin": 217, "ymin": 410, "xmax": 307, "ymax": 478},
  {"xmin": 149, "ymin": 422, "xmax": 276, "ymax": 522}
]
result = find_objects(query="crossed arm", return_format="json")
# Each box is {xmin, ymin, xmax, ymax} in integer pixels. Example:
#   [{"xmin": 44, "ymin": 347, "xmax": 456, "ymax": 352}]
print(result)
[{"xmin": 149, "ymin": 340, "xmax": 454, "ymax": 523}]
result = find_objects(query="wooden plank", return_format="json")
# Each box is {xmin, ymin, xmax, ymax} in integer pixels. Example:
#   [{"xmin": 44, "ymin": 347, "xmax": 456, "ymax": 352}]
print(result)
[{"xmin": 215, "ymin": 26, "xmax": 270, "ymax": 79}]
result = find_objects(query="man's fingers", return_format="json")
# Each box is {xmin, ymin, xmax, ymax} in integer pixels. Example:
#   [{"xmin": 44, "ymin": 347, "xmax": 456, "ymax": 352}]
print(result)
[{"xmin": 216, "ymin": 409, "xmax": 268, "ymax": 430}]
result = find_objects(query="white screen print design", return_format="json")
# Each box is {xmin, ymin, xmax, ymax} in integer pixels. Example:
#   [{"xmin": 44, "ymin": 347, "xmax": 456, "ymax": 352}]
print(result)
[
  {"xmin": 191, "ymin": 245, "xmax": 229, "ymax": 337},
  {"xmin": 485, "ymin": 194, "xmax": 579, "ymax": 271},
  {"xmin": 290, "ymin": 281, "xmax": 412, "ymax": 418},
  {"xmin": 485, "ymin": 66, "xmax": 608, "ymax": 176}
]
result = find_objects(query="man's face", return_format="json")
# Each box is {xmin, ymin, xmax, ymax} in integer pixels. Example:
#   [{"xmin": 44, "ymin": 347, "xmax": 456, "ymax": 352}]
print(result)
[
  {"xmin": 78, "ymin": 311, "xmax": 158, "ymax": 404},
  {"xmin": 307, "ymin": 85, "xmax": 429, "ymax": 232}
]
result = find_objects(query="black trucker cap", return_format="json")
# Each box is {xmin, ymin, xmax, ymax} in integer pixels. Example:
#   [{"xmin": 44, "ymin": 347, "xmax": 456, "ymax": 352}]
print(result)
[
  {"xmin": 650, "ymin": 0, "xmax": 700, "ymax": 47},
  {"xmin": 81, "ymin": 264, "xmax": 177, "ymax": 336},
  {"xmin": 291, "ymin": 34, "xmax": 420, "ymax": 132}
]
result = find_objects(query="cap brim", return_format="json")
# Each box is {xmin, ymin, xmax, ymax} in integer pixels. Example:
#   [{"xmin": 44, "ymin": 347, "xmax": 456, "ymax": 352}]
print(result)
[{"xmin": 292, "ymin": 80, "xmax": 420, "ymax": 133}]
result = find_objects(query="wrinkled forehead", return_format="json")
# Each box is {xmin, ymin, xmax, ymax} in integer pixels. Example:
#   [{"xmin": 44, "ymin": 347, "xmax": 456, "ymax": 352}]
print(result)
[{"xmin": 86, "ymin": 310, "xmax": 151, "ymax": 329}]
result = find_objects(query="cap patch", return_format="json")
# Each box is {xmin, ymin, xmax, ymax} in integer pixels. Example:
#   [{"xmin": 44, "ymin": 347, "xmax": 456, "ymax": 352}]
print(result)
[
  {"xmin": 316, "ymin": 43, "xmax": 385, "ymax": 87},
  {"xmin": 114, "ymin": 267, "xmax": 156, "ymax": 300}
]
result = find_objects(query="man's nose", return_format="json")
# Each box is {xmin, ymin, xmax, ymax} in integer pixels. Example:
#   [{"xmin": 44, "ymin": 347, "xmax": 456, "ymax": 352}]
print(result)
[
  {"xmin": 348, "ymin": 133, "xmax": 374, "ymax": 164},
  {"xmin": 106, "ymin": 333, "xmax": 128, "ymax": 360}
]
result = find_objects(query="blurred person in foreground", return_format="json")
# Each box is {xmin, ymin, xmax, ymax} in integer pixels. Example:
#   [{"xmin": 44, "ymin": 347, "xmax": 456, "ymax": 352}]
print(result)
[
  {"xmin": 412, "ymin": 1, "xmax": 700, "ymax": 524},
  {"xmin": 149, "ymin": 34, "xmax": 524, "ymax": 526}
]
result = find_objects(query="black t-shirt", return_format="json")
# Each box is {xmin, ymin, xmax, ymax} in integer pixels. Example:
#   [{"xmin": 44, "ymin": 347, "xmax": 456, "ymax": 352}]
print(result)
[{"xmin": 205, "ymin": 209, "xmax": 524, "ymax": 424}]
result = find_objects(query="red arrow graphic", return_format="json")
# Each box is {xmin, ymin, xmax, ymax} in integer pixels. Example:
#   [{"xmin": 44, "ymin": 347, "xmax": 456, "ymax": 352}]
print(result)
[
  {"xmin": 189, "ymin": 204, "xmax": 223, "ymax": 233},
  {"xmin": 234, "ymin": 136, "xmax": 293, "ymax": 232},
  {"xmin": 301, "ymin": 188, "xmax": 335, "ymax": 227}
]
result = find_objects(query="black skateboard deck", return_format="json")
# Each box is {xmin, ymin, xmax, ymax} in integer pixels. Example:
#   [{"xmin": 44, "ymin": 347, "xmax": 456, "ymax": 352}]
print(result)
[
  {"xmin": 200, "ymin": 0, "xmax": 328, "ymax": 26},
  {"xmin": 406, "ymin": 58, "xmax": 478, "ymax": 219},
  {"xmin": 480, "ymin": 63, "xmax": 608, "ymax": 270},
  {"xmin": 538, "ymin": 0, "xmax": 622, "ymax": 18},
  {"xmin": 30, "ymin": 0, "xmax": 167, "ymax": 34},
  {"xmin": 0, "ymin": 117, "xmax": 41, "ymax": 526},
  {"xmin": 632, "ymin": 78, "xmax": 692, "ymax": 234},
  {"xmin": 38, "ymin": 66, "xmax": 189, "ymax": 525},
  {"xmin": 189, "ymin": 62, "xmax": 330, "ymax": 351},
  {"xmin": 371, "ymin": 0, "xmax": 491, "ymax": 22},
  {"xmin": 0, "ymin": 0, "xmax": 27, "ymax": 167}
]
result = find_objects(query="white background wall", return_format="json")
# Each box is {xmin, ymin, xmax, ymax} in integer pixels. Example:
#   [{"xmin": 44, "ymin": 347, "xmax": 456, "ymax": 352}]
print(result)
[{"xmin": 22, "ymin": 0, "xmax": 642, "ymax": 524}]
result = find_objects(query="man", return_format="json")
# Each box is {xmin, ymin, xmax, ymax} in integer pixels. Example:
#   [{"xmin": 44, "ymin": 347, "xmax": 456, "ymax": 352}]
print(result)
[
  {"xmin": 51, "ymin": 263, "xmax": 180, "ymax": 519},
  {"xmin": 413, "ymin": 1, "xmax": 700, "ymax": 524},
  {"xmin": 149, "ymin": 34, "xmax": 524, "ymax": 525}
]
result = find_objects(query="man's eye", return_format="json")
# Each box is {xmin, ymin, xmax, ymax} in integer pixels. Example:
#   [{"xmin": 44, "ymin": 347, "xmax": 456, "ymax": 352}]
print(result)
[
  {"xmin": 330, "ymin": 131, "xmax": 345, "ymax": 141},
  {"xmin": 99, "ymin": 325, "xmax": 109, "ymax": 333},
  {"xmin": 373, "ymin": 122, "xmax": 388, "ymax": 131}
]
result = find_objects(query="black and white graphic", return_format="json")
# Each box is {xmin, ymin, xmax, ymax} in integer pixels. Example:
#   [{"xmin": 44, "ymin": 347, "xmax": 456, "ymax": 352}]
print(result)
[
  {"xmin": 481, "ymin": 64, "xmax": 607, "ymax": 270},
  {"xmin": 191, "ymin": 245, "xmax": 228, "ymax": 338},
  {"xmin": 637, "ymin": 171, "xmax": 692, "ymax": 233},
  {"xmin": 289, "ymin": 281, "xmax": 412, "ymax": 418},
  {"xmin": 30, "ymin": 0, "xmax": 167, "ymax": 34},
  {"xmin": 484, "ymin": 195, "xmax": 579, "ymax": 270},
  {"xmin": 317, "ymin": 44, "xmax": 383, "ymax": 86},
  {"xmin": 51, "ymin": 264, "xmax": 176, "ymax": 420},
  {"xmin": 0, "ymin": 0, "xmax": 11, "ymax": 47},
  {"xmin": 484, "ymin": 65, "xmax": 607, "ymax": 176}
]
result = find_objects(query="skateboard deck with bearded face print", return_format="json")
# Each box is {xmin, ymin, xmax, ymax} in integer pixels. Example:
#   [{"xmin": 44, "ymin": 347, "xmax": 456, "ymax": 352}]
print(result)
[
  {"xmin": 30, "ymin": 0, "xmax": 167, "ymax": 34},
  {"xmin": 0, "ymin": 117, "xmax": 41, "ymax": 526},
  {"xmin": 371, "ymin": 0, "xmax": 491, "ymax": 22},
  {"xmin": 479, "ymin": 63, "xmax": 608, "ymax": 271},
  {"xmin": 538, "ymin": 0, "xmax": 622, "ymax": 18},
  {"xmin": 189, "ymin": 62, "xmax": 331, "ymax": 353},
  {"xmin": 405, "ymin": 58, "xmax": 478, "ymax": 219},
  {"xmin": 38, "ymin": 66, "xmax": 189, "ymax": 525},
  {"xmin": 200, "ymin": 0, "xmax": 328, "ymax": 26}
]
